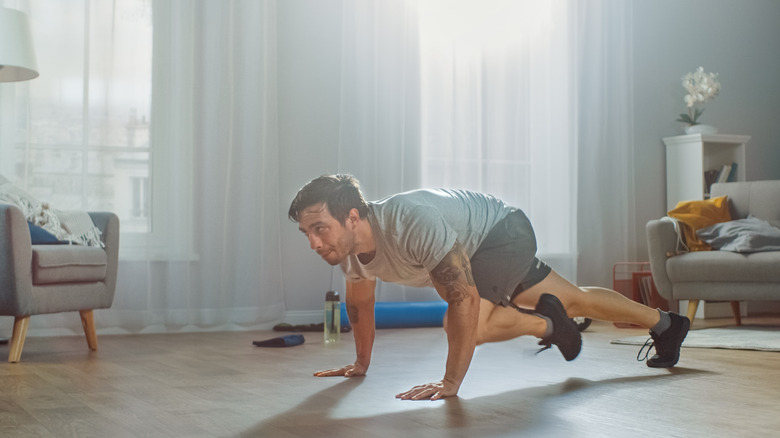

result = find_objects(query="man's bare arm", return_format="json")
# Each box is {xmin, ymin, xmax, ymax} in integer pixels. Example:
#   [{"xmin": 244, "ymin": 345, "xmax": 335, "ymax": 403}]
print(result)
[
  {"xmin": 396, "ymin": 241, "xmax": 480, "ymax": 400},
  {"xmin": 314, "ymin": 279, "xmax": 376, "ymax": 377},
  {"xmin": 346, "ymin": 279, "xmax": 376, "ymax": 371}
]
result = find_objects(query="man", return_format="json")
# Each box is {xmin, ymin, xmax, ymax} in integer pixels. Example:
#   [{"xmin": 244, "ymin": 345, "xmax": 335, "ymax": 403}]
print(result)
[{"xmin": 289, "ymin": 174, "xmax": 689, "ymax": 401}]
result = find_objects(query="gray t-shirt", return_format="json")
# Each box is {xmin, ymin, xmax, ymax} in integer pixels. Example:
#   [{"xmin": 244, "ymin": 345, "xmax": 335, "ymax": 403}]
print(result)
[{"xmin": 340, "ymin": 188, "xmax": 512, "ymax": 288}]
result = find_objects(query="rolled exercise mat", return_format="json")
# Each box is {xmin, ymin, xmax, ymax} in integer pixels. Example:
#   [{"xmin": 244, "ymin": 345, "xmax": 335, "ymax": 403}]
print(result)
[{"xmin": 340, "ymin": 301, "xmax": 448, "ymax": 329}]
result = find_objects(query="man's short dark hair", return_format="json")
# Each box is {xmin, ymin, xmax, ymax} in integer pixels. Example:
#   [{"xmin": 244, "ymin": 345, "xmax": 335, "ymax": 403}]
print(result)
[{"xmin": 288, "ymin": 174, "xmax": 369, "ymax": 224}]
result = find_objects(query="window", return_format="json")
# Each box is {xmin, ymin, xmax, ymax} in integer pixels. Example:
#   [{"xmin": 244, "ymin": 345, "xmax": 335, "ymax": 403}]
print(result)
[{"xmin": 12, "ymin": 0, "xmax": 153, "ymax": 236}]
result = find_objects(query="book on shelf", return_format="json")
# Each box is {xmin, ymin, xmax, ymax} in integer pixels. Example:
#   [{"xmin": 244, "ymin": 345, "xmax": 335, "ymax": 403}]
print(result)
[
  {"xmin": 704, "ymin": 162, "xmax": 738, "ymax": 196},
  {"xmin": 727, "ymin": 162, "xmax": 738, "ymax": 182},
  {"xmin": 717, "ymin": 163, "xmax": 732, "ymax": 183},
  {"xmin": 704, "ymin": 168, "xmax": 720, "ymax": 197}
]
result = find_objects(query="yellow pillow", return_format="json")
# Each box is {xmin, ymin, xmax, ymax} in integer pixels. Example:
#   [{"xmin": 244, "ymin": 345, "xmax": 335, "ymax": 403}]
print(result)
[{"xmin": 668, "ymin": 195, "xmax": 731, "ymax": 251}]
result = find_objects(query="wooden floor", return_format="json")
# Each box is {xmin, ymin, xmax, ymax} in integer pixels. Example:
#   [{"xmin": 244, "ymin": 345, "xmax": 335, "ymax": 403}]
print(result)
[{"xmin": 2, "ymin": 315, "xmax": 780, "ymax": 437}]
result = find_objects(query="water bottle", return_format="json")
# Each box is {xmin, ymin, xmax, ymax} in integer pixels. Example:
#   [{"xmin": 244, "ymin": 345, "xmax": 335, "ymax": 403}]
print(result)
[{"xmin": 324, "ymin": 291, "xmax": 341, "ymax": 343}]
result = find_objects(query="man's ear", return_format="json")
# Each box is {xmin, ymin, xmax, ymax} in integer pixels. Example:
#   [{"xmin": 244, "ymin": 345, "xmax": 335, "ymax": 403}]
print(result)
[{"xmin": 347, "ymin": 208, "xmax": 361, "ymax": 227}]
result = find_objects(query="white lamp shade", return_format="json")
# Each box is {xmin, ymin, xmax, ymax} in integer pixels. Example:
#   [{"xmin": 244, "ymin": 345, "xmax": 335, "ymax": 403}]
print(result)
[{"xmin": 0, "ymin": 7, "xmax": 39, "ymax": 82}]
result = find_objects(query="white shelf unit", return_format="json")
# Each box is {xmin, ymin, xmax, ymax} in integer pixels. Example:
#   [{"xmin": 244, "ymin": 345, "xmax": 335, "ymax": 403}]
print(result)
[
  {"xmin": 662, "ymin": 134, "xmax": 750, "ymax": 211},
  {"xmin": 661, "ymin": 133, "xmax": 751, "ymax": 320}
]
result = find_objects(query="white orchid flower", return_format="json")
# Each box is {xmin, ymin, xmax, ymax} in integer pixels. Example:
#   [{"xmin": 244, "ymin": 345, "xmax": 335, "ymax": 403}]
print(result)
[{"xmin": 676, "ymin": 67, "xmax": 721, "ymax": 126}]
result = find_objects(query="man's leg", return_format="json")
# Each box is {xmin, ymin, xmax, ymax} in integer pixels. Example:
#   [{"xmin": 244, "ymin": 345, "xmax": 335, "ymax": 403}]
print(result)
[
  {"xmin": 514, "ymin": 269, "xmax": 689, "ymax": 367},
  {"xmin": 471, "ymin": 270, "xmax": 662, "ymax": 339},
  {"xmin": 474, "ymin": 298, "xmax": 547, "ymax": 344},
  {"xmin": 474, "ymin": 295, "xmax": 582, "ymax": 361},
  {"xmin": 513, "ymin": 270, "xmax": 661, "ymax": 329}
]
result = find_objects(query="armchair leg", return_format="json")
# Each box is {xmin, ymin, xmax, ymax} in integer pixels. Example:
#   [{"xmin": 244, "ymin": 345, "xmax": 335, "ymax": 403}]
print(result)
[
  {"xmin": 80, "ymin": 310, "xmax": 98, "ymax": 351},
  {"xmin": 730, "ymin": 301, "xmax": 742, "ymax": 326},
  {"xmin": 9, "ymin": 316, "xmax": 30, "ymax": 363},
  {"xmin": 686, "ymin": 300, "xmax": 700, "ymax": 326}
]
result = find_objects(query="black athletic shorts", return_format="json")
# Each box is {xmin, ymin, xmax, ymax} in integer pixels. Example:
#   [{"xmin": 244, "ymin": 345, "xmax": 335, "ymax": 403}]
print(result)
[{"xmin": 469, "ymin": 208, "xmax": 552, "ymax": 306}]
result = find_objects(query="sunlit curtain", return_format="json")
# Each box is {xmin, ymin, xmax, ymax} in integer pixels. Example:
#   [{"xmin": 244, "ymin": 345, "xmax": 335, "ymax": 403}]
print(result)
[
  {"xmin": 338, "ymin": 0, "xmax": 578, "ymax": 290},
  {"xmin": 338, "ymin": 0, "xmax": 421, "ymax": 198},
  {"xmin": 337, "ymin": 0, "xmax": 633, "ymax": 289},
  {"xmin": 576, "ymin": 1, "xmax": 635, "ymax": 287},
  {"xmin": 337, "ymin": 0, "xmax": 434, "ymax": 301},
  {"xmin": 0, "ymin": 0, "xmax": 284, "ymax": 336},
  {"xmin": 418, "ymin": 0, "xmax": 578, "ymax": 280}
]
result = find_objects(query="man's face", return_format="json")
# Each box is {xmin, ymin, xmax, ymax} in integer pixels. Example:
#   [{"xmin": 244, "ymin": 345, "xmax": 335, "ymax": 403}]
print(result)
[{"xmin": 297, "ymin": 203, "xmax": 354, "ymax": 266}]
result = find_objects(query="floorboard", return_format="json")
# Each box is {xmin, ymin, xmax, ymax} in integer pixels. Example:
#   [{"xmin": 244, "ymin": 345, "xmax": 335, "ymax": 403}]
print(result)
[{"xmin": 2, "ymin": 315, "xmax": 780, "ymax": 437}]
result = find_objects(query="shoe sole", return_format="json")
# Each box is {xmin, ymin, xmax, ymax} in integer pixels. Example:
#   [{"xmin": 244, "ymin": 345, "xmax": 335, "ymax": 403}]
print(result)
[{"xmin": 647, "ymin": 316, "xmax": 690, "ymax": 368}]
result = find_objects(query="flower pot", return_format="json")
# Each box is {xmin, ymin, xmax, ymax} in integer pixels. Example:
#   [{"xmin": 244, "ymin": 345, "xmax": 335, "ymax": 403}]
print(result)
[{"xmin": 685, "ymin": 124, "xmax": 718, "ymax": 135}]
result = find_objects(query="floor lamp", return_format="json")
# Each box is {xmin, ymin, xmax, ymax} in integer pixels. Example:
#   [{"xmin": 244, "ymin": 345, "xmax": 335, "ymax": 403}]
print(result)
[
  {"xmin": 0, "ymin": 7, "xmax": 39, "ymax": 82},
  {"xmin": 0, "ymin": 7, "xmax": 39, "ymax": 345}
]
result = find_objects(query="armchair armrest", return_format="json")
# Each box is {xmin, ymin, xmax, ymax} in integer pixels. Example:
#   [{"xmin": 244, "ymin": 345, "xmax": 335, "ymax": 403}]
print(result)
[
  {"xmin": 645, "ymin": 218, "xmax": 679, "ymax": 301},
  {"xmin": 88, "ymin": 212, "xmax": 120, "ymax": 247},
  {"xmin": 0, "ymin": 202, "xmax": 34, "ymax": 313},
  {"xmin": 88, "ymin": 212, "xmax": 120, "ymax": 293}
]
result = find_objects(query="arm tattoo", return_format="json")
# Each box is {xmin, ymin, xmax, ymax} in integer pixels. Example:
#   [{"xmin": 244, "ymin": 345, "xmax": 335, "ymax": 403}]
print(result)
[
  {"xmin": 347, "ymin": 303, "xmax": 359, "ymax": 325},
  {"xmin": 430, "ymin": 241, "xmax": 476, "ymax": 305},
  {"xmin": 461, "ymin": 255, "xmax": 475, "ymax": 286}
]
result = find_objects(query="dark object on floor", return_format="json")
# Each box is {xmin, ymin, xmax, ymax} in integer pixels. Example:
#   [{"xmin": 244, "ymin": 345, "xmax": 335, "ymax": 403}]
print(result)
[
  {"xmin": 273, "ymin": 322, "xmax": 322, "ymax": 332},
  {"xmin": 273, "ymin": 322, "xmax": 351, "ymax": 333},
  {"xmin": 0, "ymin": 338, "xmax": 8, "ymax": 346},
  {"xmin": 253, "ymin": 334, "xmax": 305, "ymax": 348}
]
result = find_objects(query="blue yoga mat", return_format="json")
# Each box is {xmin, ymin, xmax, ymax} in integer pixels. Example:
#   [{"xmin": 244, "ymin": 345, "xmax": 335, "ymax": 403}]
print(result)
[{"xmin": 340, "ymin": 301, "xmax": 448, "ymax": 329}]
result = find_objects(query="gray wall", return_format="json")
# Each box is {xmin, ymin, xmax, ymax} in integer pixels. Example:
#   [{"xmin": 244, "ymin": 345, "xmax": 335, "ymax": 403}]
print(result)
[
  {"xmin": 632, "ymin": 0, "xmax": 780, "ymax": 259},
  {"xmin": 277, "ymin": 0, "xmax": 780, "ymax": 313}
]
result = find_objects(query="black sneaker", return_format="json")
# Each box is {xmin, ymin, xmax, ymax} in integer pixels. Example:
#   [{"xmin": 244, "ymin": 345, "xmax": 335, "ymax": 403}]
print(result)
[
  {"xmin": 640, "ymin": 313, "xmax": 690, "ymax": 368},
  {"xmin": 534, "ymin": 293, "xmax": 582, "ymax": 361}
]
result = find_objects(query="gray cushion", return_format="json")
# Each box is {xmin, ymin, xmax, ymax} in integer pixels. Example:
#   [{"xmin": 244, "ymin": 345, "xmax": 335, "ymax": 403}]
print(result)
[
  {"xmin": 711, "ymin": 180, "xmax": 780, "ymax": 220},
  {"xmin": 32, "ymin": 245, "xmax": 107, "ymax": 285},
  {"xmin": 667, "ymin": 250, "xmax": 780, "ymax": 283},
  {"xmin": 697, "ymin": 216, "xmax": 780, "ymax": 253}
]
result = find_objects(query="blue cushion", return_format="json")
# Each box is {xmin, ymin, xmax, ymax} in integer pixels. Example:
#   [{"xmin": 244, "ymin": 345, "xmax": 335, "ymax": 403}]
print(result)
[{"xmin": 28, "ymin": 222, "xmax": 67, "ymax": 244}]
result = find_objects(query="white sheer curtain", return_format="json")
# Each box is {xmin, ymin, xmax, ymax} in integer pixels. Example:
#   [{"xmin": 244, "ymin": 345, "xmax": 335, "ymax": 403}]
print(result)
[
  {"xmin": 576, "ymin": 1, "xmax": 635, "ymax": 287},
  {"xmin": 338, "ymin": 0, "xmax": 421, "ymax": 198},
  {"xmin": 337, "ymin": 0, "xmax": 436, "ymax": 301},
  {"xmin": 418, "ymin": 0, "xmax": 578, "ymax": 279},
  {"xmin": 0, "ymin": 0, "xmax": 633, "ymax": 336},
  {"xmin": 0, "ymin": 0, "xmax": 284, "ymax": 335},
  {"xmin": 338, "ymin": 0, "xmax": 579, "ymax": 288},
  {"xmin": 337, "ymin": 0, "xmax": 634, "ymax": 289},
  {"xmin": 122, "ymin": 0, "xmax": 283, "ymax": 333}
]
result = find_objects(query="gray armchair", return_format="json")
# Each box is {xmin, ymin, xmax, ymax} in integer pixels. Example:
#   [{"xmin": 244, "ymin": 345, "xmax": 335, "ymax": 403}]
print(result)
[
  {"xmin": 647, "ymin": 180, "xmax": 780, "ymax": 325},
  {"xmin": 0, "ymin": 202, "xmax": 119, "ymax": 362}
]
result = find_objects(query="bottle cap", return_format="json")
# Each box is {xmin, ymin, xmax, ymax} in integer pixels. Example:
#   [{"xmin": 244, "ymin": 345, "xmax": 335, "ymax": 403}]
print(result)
[{"xmin": 326, "ymin": 291, "xmax": 340, "ymax": 302}]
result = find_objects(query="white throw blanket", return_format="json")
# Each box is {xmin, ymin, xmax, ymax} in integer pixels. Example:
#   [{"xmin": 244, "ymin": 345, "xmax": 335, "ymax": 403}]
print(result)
[{"xmin": 0, "ymin": 177, "xmax": 104, "ymax": 248}]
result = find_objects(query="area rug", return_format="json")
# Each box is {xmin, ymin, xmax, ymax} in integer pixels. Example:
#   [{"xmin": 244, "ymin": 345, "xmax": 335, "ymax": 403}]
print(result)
[{"xmin": 611, "ymin": 325, "xmax": 780, "ymax": 352}]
